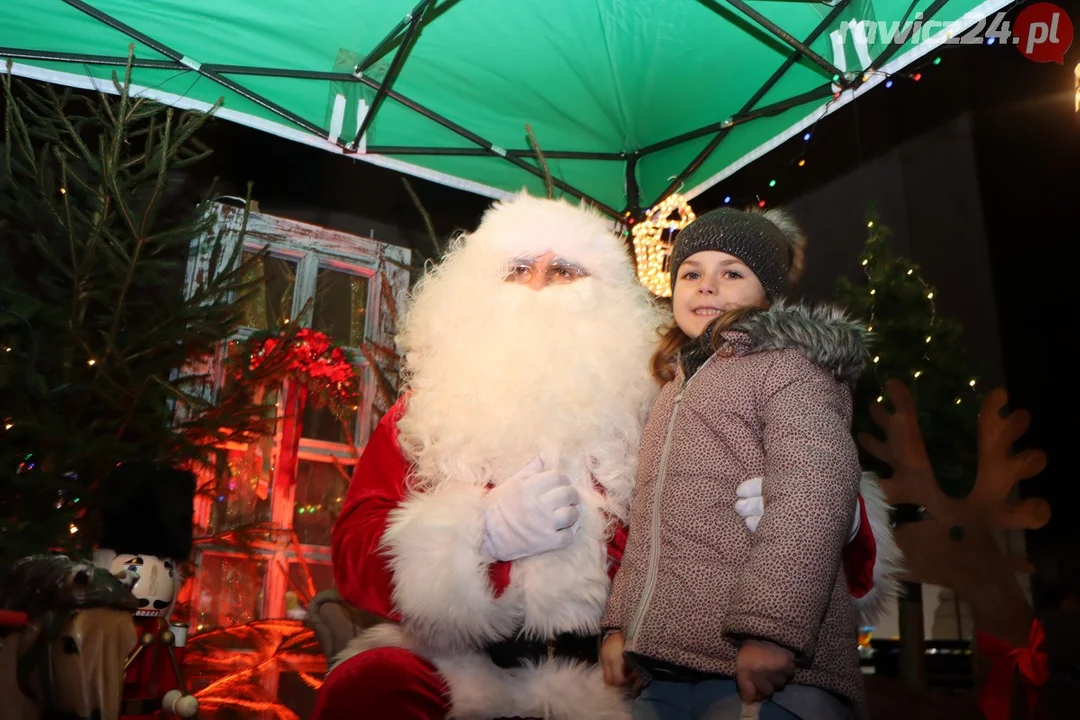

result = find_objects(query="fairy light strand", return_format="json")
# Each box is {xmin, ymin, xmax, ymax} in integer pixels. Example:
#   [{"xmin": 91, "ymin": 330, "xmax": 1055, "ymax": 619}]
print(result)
[
  {"xmin": 715, "ymin": 57, "xmax": 946, "ymax": 209},
  {"xmin": 860, "ymin": 219, "xmax": 979, "ymax": 406},
  {"xmin": 630, "ymin": 59, "xmax": 948, "ymax": 297}
]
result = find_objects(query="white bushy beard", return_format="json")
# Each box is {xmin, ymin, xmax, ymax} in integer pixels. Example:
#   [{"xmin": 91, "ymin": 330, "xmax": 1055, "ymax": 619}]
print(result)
[{"xmin": 396, "ymin": 238, "xmax": 664, "ymax": 522}]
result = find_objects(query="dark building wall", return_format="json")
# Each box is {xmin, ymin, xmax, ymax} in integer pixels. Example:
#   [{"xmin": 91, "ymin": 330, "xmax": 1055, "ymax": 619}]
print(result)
[
  {"xmin": 782, "ymin": 111, "xmax": 1005, "ymax": 386},
  {"xmin": 967, "ymin": 51, "xmax": 1079, "ymax": 603}
]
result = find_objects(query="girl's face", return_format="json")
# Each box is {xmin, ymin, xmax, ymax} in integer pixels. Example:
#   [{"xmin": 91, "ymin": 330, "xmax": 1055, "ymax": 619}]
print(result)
[{"xmin": 672, "ymin": 250, "xmax": 768, "ymax": 339}]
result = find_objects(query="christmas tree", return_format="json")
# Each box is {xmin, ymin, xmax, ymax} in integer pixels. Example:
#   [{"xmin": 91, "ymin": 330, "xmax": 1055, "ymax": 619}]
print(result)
[
  {"xmin": 834, "ymin": 209, "xmax": 987, "ymax": 685},
  {"xmin": 0, "ymin": 63, "xmax": 279, "ymax": 566},
  {"xmin": 834, "ymin": 212, "xmax": 982, "ymax": 498}
]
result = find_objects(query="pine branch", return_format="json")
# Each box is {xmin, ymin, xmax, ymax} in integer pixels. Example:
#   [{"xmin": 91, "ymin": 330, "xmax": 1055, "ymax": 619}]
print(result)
[
  {"xmin": 356, "ymin": 342, "xmax": 400, "ymax": 407},
  {"xmin": 400, "ymin": 176, "xmax": 442, "ymax": 259},
  {"xmin": 0, "ymin": 59, "xmax": 278, "ymax": 563},
  {"xmin": 526, "ymin": 124, "xmax": 554, "ymax": 200}
]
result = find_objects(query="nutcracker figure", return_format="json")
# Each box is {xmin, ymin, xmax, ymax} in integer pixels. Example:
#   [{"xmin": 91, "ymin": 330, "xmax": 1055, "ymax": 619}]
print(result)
[{"xmin": 94, "ymin": 461, "xmax": 199, "ymax": 719}]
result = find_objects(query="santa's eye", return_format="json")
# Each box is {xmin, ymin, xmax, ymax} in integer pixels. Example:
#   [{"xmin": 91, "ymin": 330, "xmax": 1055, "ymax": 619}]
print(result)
[
  {"xmin": 548, "ymin": 264, "xmax": 587, "ymax": 282},
  {"xmin": 128, "ymin": 565, "xmax": 140, "ymax": 573},
  {"xmin": 505, "ymin": 264, "xmax": 533, "ymax": 282}
]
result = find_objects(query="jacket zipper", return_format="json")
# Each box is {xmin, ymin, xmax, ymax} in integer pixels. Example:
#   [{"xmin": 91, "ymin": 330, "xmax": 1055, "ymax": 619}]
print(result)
[
  {"xmin": 625, "ymin": 357, "xmax": 714, "ymax": 650},
  {"xmin": 625, "ymin": 389, "xmax": 682, "ymax": 649}
]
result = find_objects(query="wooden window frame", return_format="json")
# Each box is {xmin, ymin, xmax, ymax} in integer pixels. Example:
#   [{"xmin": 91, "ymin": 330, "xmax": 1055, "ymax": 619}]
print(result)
[{"xmin": 184, "ymin": 202, "xmax": 409, "ymax": 643}]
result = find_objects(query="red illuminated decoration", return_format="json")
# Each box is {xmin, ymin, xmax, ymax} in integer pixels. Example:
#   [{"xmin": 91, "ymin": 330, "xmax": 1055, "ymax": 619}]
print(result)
[
  {"xmin": 233, "ymin": 328, "xmax": 359, "ymax": 497},
  {"xmin": 240, "ymin": 328, "xmax": 358, "ymax": 411},
  {"xmin": 183, "ymin": 620, "xmax": 325, "ymax": 720}
]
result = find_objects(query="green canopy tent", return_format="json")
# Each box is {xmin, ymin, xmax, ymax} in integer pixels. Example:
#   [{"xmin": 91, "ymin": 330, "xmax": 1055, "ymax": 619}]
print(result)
[{"xmin": 3, "ymin": 0, "xmax": 1007, "ymax": 218}]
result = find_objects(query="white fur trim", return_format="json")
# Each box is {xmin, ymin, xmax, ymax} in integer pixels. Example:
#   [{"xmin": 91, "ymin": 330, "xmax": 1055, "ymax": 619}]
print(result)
[
  {"xmin": 472, "ymin": 193, "xmax": 633, "ymax": 283},
  {"xmin": 437, "ymin": 653, "xmax": 630, "ymax": 720},
  {"xmin": 380, "ymin": 476, "xmax": 615, "ymax": 649},
  {"xmin": 853, "ymin": 473, "xmax": 904, "ymax": 627},
  {"xmin": 331, "ymin": 627, "xmax": 629, "ymax": 720},
  {"xmin": 328, "ymin": 623, "xmax": 414, "ymax": 672},
  {"xmin": 330, "ymin": 489, "xmax": 623, "ymax": 716},
  {"xmin": 513, "ymin": 466, "xmax": 613, "ymax": 639},
  {"xmin": 382, "ymin": 483, "xmax": 521, "ymax": 653}
]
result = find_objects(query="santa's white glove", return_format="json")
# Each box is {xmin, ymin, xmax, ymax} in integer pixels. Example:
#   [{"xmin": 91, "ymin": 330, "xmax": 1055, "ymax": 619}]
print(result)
[
  {"xmin": 734, "ymin": 477, "xmax": 765, "ymax": 534},
  {"xmin": 481, "ymin": 463, "xmax": 581, "ymax": 562},
  {"xmin": 734, "ymin": 476, "xmax": 861, "ymax": 541}
]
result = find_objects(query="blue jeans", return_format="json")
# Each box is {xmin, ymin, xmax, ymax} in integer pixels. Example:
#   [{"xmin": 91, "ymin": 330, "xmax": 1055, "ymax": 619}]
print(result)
[{"xmin": 632, "ymin": 678, "xmax": 852, "ymax": 720}]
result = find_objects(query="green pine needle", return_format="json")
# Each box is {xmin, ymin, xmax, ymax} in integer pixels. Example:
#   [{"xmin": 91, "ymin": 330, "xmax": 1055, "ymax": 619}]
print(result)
[
  {"xmin": 0, "ymin": 62, "xmax": 278, "ymax": 565},
  {"xmin": 835, "ymin": 212, "xmax": 982, "ymax": 498}
]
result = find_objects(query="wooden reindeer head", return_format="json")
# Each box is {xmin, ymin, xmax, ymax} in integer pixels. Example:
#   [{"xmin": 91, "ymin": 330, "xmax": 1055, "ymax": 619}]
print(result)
[
  {"xmin": 0, "ymin": 555, "xmax": 138, "ymax": 720},
  {"xmin": 861, "ymin": 380, "xmax": 1050, "ymax": 647}
]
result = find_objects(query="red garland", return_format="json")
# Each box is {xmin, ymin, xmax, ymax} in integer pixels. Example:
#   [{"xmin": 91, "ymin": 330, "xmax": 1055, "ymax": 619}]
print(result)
[
  {"xmin": 242, "ymin": 328, "xmax": 358, "ymax": 409},
  {"xmin": 976, "ymin": 619, "xmax": 1049, "ymax": 720}
]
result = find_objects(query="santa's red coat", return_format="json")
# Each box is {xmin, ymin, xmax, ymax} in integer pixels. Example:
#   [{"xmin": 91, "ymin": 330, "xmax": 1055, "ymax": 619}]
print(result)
[{"xmin": 313, "ymin": 398, "xmax": 881, "ymax": 720}]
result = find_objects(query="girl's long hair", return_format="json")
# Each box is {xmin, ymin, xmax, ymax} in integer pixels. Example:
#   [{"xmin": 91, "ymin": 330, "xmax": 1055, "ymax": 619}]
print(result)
[{"xmin": 649, "ymin": 306, "xmax": 760, "ymax": 384}]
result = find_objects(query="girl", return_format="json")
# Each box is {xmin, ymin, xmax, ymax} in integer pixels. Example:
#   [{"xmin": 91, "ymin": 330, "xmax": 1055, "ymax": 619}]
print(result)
[{"xmin": 600, "ymin": 207, "xmax": 870, "ymax": 720}]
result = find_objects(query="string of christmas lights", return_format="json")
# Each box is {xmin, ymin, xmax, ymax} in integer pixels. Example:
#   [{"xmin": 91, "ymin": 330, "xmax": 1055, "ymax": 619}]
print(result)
[
  {"xmin": 629, "ymin": 54, "xmax": 954, "ymax": 296},
  {"xmin": 856, "ymin": 218, "xmax": 980, "ymax": 407},
  {"xmin": 713, "ymin": 55, "xmax": 948, "ymax": 211}
]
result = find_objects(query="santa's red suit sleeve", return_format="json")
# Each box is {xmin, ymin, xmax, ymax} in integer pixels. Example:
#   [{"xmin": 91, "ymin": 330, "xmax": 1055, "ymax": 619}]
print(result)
[
  {"xmin": 332, "ymin": 398, "xmax": 887, "ymax": 631},
  {"xmin": 330, "ymin": 397, "xmax": 412, "ymax": 623}
]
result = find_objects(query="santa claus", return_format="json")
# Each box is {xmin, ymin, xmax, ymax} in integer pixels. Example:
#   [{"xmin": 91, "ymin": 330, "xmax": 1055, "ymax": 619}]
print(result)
[{"xmin": 311, "ymin": 194, "xmax": 898, "ymax": 720}]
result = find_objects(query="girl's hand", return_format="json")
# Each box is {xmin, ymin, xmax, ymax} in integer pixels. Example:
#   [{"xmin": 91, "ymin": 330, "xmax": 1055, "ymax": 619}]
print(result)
[
  {"xmin": 735, "ymin": 639, "xmax": 795, "ymax": 701},
  {"xmin": 600, "ymin": 631, "xmax": 629, "ymax": 686}
]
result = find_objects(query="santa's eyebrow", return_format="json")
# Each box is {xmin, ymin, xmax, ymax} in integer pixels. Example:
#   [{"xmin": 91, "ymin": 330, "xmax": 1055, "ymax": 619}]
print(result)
[
  {"xmin": 123, "ymin": 557, "xmax": 144, "ymax": 565},
  {"xmin": 548, "ymin": 258, "xmax": 587, "ymax": 272}
]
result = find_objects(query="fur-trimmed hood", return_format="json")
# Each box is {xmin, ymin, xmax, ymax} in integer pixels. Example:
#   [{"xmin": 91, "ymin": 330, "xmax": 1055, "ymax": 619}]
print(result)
[
  {"xmin": 731, "ymin": 301, "xmax": 870, "ymax": 383},
  {"xmin": 682, "ymin": 301, "xmax": 869, "ymax": 384}
]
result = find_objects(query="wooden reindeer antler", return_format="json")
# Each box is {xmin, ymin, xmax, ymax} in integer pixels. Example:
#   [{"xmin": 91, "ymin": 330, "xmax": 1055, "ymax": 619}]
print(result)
[{"xmin": 860, "ymin": 380, "xmax": 1050, "ymax": 647}]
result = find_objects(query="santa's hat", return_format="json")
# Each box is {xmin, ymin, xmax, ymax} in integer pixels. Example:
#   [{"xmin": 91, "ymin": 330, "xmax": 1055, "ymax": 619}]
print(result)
[
  {"xmin": 468, "ymin": 193, "xmax": 633, "ymax": 283},
  {"xmin": 98, "ymin": 461, "xmax": 195, "ymax": 561}
]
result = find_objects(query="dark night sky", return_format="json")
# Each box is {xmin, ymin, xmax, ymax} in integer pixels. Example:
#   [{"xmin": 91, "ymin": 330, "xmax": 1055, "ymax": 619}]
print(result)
[{"xmin": 195, "ymin": 23, "xmax": 1079, "ymax": 595}]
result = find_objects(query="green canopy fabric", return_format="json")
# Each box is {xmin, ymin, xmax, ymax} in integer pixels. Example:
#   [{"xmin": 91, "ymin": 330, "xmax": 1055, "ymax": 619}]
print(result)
[{"xmin": 3, "ymin": 0, "xmax": 1007, "ymax": 218}]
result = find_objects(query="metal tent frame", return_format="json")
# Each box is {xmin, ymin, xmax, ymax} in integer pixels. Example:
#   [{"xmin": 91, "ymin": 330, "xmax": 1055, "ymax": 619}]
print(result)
[{"xmin": 5, "ymin": 0, "xmax": 949, "ymax": 220}]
